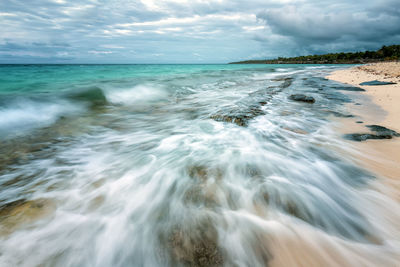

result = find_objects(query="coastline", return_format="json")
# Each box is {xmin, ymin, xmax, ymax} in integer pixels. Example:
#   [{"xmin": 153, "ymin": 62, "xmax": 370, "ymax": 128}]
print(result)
[{"xmin": 327, "ymin": 62, "xmax": 400, "ymax": 184}]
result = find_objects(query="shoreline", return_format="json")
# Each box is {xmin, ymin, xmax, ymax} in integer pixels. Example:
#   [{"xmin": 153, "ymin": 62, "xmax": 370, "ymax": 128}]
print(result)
[{"xmin": 327, "ymin": 62, "xmax": 400, "ymax": 184}]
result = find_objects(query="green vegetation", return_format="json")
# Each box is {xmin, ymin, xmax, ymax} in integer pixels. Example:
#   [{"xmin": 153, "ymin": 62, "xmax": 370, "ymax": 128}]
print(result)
[{"xmin": 230, "ymin": 45, "xmax": 400, "ymax": 64}]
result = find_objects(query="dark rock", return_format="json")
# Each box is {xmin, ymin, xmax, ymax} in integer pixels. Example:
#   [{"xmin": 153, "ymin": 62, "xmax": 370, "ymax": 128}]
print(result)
[
  {"xmin": 329, "ymin": 111, "xmax": 354, "ymax": 118},
  {"xmin": 366, "ymin": 125, "xmax": 400, "ymax": 136},
  {"xmin": 272, "ymin": 77, "xmax": 293, "ymax": 88},
  {"xmin": 359, "ymin": 80, "xmax": 396, "ymax": 86},
  {"xmin": 344, "ymin": 125, "xmax": 399, "ymax": 141},
  {"xmin": 280, "ymin": 78, "xmax": 293, "ymax": 89},
  {"xmin": 356, "ymin": 121, "xmax": 363, "ymax": 124},
  {"xmin": 210, "ymin": 106, "xmax": 265, "ymax": 127},
  {"xmin": 344, "ymin": 133, "xmax": 393, "ymax": 142},
  {"xmin": 289, "ymin": 94, "xmax": 315, "ymax": 103}
]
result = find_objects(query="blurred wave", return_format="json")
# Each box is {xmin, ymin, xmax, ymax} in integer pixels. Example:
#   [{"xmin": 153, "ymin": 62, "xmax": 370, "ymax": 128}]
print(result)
[{"xmin": 0, "ymin": 64, "xmax": 399, "ymax": 267}]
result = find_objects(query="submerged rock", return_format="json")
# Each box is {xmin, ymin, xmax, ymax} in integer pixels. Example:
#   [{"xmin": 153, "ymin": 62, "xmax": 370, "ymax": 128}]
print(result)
[
  {"xmin": 289, "ymin": 94, "xmax": 315, "ymax": 103},
  {"xmin": 329, "ymin": 111, "xmax": 354, "ymax": 118},
  {"xmin": 166, "ymin": 221, "xmax": 224, "ymax": 267},
  {"xmin": 210, "ymin": 114, "xmax": 248, "ymax": 127},
  {"xmin": 0, "ymin": 198, "xmax": 56, "ymax": 235},
  {"xmin": 210, "ymin": 105, "xmax": 265, "ymax": 127},
  {"xmin": 279, "ymin": 77, "xmax": 294, "ymax": 89},
  {"xmin": 271, "ymin": 76, "xmax": 294, "ymax": 89},
  {"xmin": 184, "ymin": 165, "xmax": 224, "ymax": 207}
]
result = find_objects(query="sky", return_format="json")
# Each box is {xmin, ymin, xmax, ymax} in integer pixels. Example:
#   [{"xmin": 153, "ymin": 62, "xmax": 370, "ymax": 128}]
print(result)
[{"xmin": 0, "ymin": 0, "xmax": 400, "ymax": 64}]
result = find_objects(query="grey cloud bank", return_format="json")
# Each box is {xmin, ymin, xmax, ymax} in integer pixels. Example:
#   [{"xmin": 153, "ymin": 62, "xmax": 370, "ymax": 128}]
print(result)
[{"xmin": 0, "ymin": 0, "xmax": 399, "ymax": 63}]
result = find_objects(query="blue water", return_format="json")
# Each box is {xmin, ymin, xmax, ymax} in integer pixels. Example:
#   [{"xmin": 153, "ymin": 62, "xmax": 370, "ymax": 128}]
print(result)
[
  {"xmin": 0, "ymin": 64, "xmax": 399, "ymax": 266},
  {"xmin": 0, "ymin": 64, "xmax": 271, "ymax": 94}
]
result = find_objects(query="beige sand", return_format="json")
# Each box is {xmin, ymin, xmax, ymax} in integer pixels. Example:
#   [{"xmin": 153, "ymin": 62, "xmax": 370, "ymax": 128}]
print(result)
[
  {"xmin": 328, "ymin": 62, "xmax": 400, "ymax": 132},
  {"xmin": 327, "ymin": 62, "xmax": 400, "ymax": 185}
]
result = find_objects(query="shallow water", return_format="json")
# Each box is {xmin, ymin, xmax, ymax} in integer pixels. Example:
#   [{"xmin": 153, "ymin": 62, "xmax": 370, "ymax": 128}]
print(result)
[{"xmin": 0, "ymin": 64, "xmax": 399, "ymax": 266}]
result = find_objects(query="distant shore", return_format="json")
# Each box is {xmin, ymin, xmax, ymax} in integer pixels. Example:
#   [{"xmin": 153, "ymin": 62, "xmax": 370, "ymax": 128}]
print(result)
[
  {"xmin": 229, "ymin": 45, "xmax": 400, "ymax": 64},
  {"xmin": 327, "ymin": 62, "xmax": 400, "ymax": 183}
]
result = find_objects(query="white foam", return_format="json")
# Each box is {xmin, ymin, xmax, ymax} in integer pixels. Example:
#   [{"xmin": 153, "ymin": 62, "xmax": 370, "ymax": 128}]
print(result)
[
  {"xmin": 106, "ymin": 84, "xmax": 169, "ymax": 105},
  {"xmin": 0, "ymin": 99, "xmax": 83, "ymax": 136}
]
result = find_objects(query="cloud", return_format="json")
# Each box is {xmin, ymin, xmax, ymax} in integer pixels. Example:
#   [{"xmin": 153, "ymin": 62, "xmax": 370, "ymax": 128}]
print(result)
[
  {"xmin": 0, "ymin": 0, "xmax": 399, "ymax": 63},
  {"xmin": 88, "ymin": 50, "xmax": 113, "ymax": 55},
  {"xmin": 256, "ymin": 0, "xmax": 400, "ymax": 55}
]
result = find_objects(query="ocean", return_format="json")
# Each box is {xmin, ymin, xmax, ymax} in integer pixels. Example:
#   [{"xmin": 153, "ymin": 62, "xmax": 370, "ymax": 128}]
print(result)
[{"xmin": 0, "ymin": 64, "xmax": 399, "ymax": 266}]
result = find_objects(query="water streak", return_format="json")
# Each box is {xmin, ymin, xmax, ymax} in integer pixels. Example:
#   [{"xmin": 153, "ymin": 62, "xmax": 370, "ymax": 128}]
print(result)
[{"xmin": 0, "ymin": 64, "xmax": 399, "ymax": 267}]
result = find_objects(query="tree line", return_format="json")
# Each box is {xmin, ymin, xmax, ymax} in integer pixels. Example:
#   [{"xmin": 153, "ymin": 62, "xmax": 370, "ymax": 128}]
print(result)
[{"xmin": 230, "ymin": 45, "xmax": 400, "ymax": 64}]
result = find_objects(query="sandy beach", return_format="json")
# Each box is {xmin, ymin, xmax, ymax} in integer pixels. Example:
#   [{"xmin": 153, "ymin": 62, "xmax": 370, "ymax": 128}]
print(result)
[{"xmin": 327, "ymin": 62, "xmax": 400, "ymax": 183}]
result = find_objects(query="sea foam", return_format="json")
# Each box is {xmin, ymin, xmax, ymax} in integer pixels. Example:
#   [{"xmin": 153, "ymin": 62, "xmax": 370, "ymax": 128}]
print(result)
[
  {"xmin": 0, "ymin": 98, "xmax": 83, "ymax": 137},
  {"xmin": 106, "ymin": 84, "xmax": 169, "ymax": 105}
]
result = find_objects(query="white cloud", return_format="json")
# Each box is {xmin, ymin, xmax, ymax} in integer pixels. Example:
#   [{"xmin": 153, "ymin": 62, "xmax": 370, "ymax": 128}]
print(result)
[
  {"xmin": 88, "ymin": 50, "xmax": 113, "ymax": 54},
  {"xmin": 0, "ymin": 0, "xmax": 399, "ymax": 63}
]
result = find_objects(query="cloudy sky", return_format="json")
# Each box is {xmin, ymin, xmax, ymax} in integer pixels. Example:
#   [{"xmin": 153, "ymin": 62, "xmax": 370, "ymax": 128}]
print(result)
[{"xmin": 1, "ymin": 0, "xmax": 399, "ymax": 63}]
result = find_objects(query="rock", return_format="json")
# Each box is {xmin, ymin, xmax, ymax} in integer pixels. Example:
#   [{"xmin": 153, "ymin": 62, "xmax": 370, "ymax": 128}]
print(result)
[
  {"xmin": 346, "ymin": 125, "xmax": 400, "ymax": 141},
  {"xmin": 356, "ymin": 121, "xmax": 364, "ymax": 124},
  {"xmin": 272, "ymin": 77, "xmax": 293, "ymax": 88},
  {"xmin": 187, "ymin": 165, "xmax": 209, "ymax": 181},
  {"xmin": 210, "ymin": 114, "xmax": 248, "ymax": 126},
  {"xmin": 289, "ymin": 94, "xmax": 315, "ymax": 103},
  {"xmin": 329, "ymin": 111, "xmax": 354, "ymax": 118},
  {"xmin": 167, "ymin": 224, "xmax": 223, "ymax": 267},
  {"xmin": 344, "ymin": 133, "xmax": 392, "ymax": 142},
  {"xmin": 0, "ymin": 198, "xmax": 56, "ymax": 235},
  {"xmin": 366, "ymin": 125, "xmax": 400, "ymax": 136},
  {"xmin": 210, "ymin": 105, "xmax": 265, "ymax": 127},
  {"xmin": 359, "ymin": 80, "xmax": 396, "ymax": 86},
  {"xmin": 280, "ymin": 78, "xmax": 293, "ymax": 89}
]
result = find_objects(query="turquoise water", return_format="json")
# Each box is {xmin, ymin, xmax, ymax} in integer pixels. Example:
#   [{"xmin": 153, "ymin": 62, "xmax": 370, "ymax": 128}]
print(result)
[
  {"xmin": 1, "ymin": 64, "xmax": 399, "ymax": 266},
  {"xmin": 0, "ymin": 64, "xmax": 273, "ymax": 94},
  {"xmin": 0, "ymin": 64, "xmax": 321, "ymax": 136}
]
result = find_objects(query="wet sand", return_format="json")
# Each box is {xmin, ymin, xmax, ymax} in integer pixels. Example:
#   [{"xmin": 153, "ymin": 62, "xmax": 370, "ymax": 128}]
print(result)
[{"xmin": 327, "ymin": 62, "xmax": 400, "ymax": 184}]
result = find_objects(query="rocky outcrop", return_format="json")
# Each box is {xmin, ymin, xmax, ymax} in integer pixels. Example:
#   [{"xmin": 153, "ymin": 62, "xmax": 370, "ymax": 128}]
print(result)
[
  {"xmin": 344, "ymin": 125, "xmax": 400, "ymax": 141},
  {"xmin": 210, "ymin": 105, "xmax": 265, "ymax": 127},
  {"xmin": 359, "ymin": 80, "xmax": 396, "ymax": 86},
  {"xmin": 289, "ymin": 94, "xmax": 315, "ymax": 103}
]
